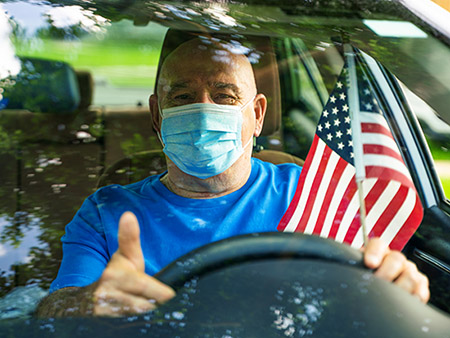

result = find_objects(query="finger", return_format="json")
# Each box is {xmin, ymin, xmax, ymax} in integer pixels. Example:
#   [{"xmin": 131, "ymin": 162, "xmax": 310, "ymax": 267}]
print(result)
[
  {"xmin": 374, "ymin": 251, "xmax": 407, "ymax": 281},
  {"xmin": 117, "ymin": 211, "xmax": 145, "ymax": 271},
  {"xmin": 363, "ymin": 237, "xmax": 390, "ymax": 269},
  {"xmin": 94, "ymin": 288, "xmax": 157, "ymax": 317},
  {"xmin": 414, "ymin": 274, "xmax": 430, "ymax": 303},
  {"xmin": 101, "ymin": 257, "xmax": 175, "ymax": 304},
  {"xmin": 393, "ymin": 261, "xmax": 419, "ymax": 294}
]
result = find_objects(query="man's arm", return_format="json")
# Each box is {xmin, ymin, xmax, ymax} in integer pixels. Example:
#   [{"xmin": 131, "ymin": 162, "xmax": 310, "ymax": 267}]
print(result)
[
  {"xmin": 35, "ymin": 286, "xmax": 95, "ymax": 317},
  {"xmin": 36, "ymin": 212, "xmax": 175, "ymax": 318}
]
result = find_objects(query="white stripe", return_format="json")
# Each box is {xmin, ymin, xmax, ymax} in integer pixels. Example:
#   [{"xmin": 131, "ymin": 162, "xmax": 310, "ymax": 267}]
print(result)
[
  {"xmin": 320, "ymin": 164, "xmax": 355, "ymax": 238},
  {"xmin": 380, "ymin": 188, "xmax": 417, "ymax": 245},
  {"xmin": 335, "ymin": 179, "xmax": 376, "ymax": 243},
  {"xmin": 362, "ymin": 154, "xmax": 412, "ymax": 180},
  {"xmin": 360, "ymin": 111, "xmax": 390, "ymax": 129},
  {"xmin": 284, "ymin": 139, "xmax": 326, "ymax": 232},
  {"xmin": 361, "ymin": 132, "xmax": 400, "ymax": 155},
  {"xmin": 304, "ymin": 151, "xmax": 340, "ymax": 234},
  {"xmin": 350, "ymin": 180, "xmax": 401, "ymax": 249}
]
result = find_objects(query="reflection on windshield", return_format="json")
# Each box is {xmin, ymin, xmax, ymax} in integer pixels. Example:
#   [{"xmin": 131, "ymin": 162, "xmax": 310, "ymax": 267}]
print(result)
[{"xmin": 270, "ymin": 282, "xmax": 325, "ymax": 337}]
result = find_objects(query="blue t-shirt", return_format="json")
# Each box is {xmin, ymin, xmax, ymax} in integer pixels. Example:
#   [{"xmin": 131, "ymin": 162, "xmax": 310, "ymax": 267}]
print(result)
[{"xmin": 50, "ymin": 158, "xmax": 302, "ymax": 292}]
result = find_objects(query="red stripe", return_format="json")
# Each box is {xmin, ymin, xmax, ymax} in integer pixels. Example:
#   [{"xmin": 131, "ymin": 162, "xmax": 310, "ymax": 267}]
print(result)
[
  {"xmin": 365, "ymin": 166, "xmax": 415, "ymax": 190},
  {"xmin": 389, "ymin": 193, "xmax": 423, "ymax": 250},
  {"xmin": 294, "ymin": 146, "xmax": 333, "ymax": 232},
  {"xmin": 342, "ymin": 179, "xmax": 388, "ymax": 244},
  {"xmin": 328, "ymin": 178, "xmax": 357, "ymax": 239},
  {"xmin": 312, "ymin": 158, "xmax": 348, "ymax": 235},
  {"xmin": 363, "ymin": 144, "xmax": 404, "ymax": 162},
  {"xmin": 361, "ymin": 122, "xmax": 391, "ymax": 137},
  {"xmin": 369, "ymin": 185, "xmax": 409, "ymax": 240},
  {"xmin": 277, "ymin": 136, "xmax": 319, "ymax": 231}
]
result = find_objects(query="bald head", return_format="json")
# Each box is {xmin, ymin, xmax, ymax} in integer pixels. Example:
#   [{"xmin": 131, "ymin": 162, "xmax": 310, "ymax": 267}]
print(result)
[{"xmin": 157, "ymin": 37, "xmax": 257, "ymax": 105}]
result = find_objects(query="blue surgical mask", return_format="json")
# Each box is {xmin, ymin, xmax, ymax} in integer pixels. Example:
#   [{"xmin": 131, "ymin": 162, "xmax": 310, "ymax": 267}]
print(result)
[{"xmin": 159, "ymin": 98, "xmax": 254, "ymax": 179}]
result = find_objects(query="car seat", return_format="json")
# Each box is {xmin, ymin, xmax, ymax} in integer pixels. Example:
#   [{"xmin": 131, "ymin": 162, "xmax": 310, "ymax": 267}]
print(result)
[{"xmin": 97, "ymin": 29, "xmax": 304, "ymax": 188}]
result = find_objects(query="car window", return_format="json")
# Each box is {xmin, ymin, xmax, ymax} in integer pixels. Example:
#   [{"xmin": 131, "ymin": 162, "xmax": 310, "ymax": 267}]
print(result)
[{"xmin": 1, "ymin": 0, "xmax": 449, "ymax": 332}]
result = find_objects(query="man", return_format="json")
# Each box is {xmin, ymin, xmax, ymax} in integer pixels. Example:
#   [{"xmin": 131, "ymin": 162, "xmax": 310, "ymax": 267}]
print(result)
[{"xmin": 36, "ymin": 37, "xmax": 429, "ymax": 317}]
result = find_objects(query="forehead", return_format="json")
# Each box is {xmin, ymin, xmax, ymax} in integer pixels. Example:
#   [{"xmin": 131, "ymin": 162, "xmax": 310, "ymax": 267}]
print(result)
[{"xmin": 158, "ymin": 39, "xmax": 256, "ymax": 94}]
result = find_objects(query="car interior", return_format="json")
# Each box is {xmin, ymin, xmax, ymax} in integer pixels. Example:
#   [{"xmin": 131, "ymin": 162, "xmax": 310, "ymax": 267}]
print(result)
[{"xmin": 0, "ymin": 2, "xmax": 449, "ymax": 334}]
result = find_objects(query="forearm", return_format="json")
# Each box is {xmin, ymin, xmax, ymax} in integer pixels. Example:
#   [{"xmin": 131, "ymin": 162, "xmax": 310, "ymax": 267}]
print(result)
[{"xmin": 34, "ymin": 284, "xmax": 96, "ymax": 318}]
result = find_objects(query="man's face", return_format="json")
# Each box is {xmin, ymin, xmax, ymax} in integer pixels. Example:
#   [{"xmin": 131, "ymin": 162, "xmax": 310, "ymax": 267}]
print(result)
[
  {"xmin": 157, "ymin": 39, "xmax": 260, "ymax": 144},
  {"xmin": 149, "ymin": 38, "xmax": 266, "ymax": 188}
]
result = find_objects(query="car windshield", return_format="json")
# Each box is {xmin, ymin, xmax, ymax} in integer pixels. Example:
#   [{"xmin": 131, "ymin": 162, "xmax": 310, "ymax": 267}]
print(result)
[{"xmin": 0, "ymin": 0, "xmax": 449, "ymax": 335}]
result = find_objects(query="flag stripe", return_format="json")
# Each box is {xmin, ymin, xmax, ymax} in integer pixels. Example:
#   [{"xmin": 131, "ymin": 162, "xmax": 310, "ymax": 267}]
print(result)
[
  {"xmin": 351, "ymin": 180, "xmax": 401, "ymax": 248},
  {"xmin": 297, "ymin": 145, "xmax": 333, "ymax": 233},
  {"xmin": 363, "ymin": 144, "xmax": 404, "ymax": 162},
  {"xmin": 389, "ymin": 195, "xmax": 423, "ymax": 251},
  {"xmin": 304, "ymin": 147, "xmax": 340, "ymax": 234},
  {"xmin": 361, "ymin": 132, "xmax": 400, "ymax": 155},
  {"xmin": 277, "ymin": 137, "xmax": 320, "ymax": 231},
  {"xmin": 363, "ymin": 154, "xmax": 412, "ymax": 179},
  {"xmin": 319, "ymin": 162, "xmax": 355, "ymax": 238},
  {"xmin": 335, "ymin": 179, "xmax": 376, "ymax": 243},
  {"xmin": 313, "ymin": 155, "xmax": 348, "ymax": 235},
  {"xmin": 379, "ymin": 187, "xmax": 417, "ymax": 246},
  {"xmin": 344, "ymin": 178, "xmax": 389, "ymax": 245},
  {"xmin": 284, "ymin": 138, "xmax": 326, "ymax": 232}
]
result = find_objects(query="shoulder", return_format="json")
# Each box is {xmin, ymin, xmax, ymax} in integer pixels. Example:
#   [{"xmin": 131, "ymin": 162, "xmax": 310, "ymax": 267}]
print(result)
[
  {"xmin": 92, "ymin": 174, "xmax": 161, "ymax": 201},
  {"xmin": 252, "ymin": 157, "xmax": 302, "ymax": 177}
]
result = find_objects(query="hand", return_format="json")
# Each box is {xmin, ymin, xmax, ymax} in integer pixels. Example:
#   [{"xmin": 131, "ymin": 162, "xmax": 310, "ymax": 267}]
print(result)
[
  {"xmin": 363, "ymin": 237, "xmax": 430, "ymax": 303},
  {"xmin": 91, "ymin": 212, "xmax": 175, "ymax": 316}
]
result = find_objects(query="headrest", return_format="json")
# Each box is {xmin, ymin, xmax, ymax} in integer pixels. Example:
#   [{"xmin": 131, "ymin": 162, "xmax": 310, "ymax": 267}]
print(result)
[
  {"xmin": 75, "ymin": 70, "xmax": 94, "ymax": 110},
  {"xmin": 154, "ymin": 29, "xmax": 281, "ymax": 136},
  {"xmin": 1, "ymin": 57, "xmax": 80, "ymax": 113}
]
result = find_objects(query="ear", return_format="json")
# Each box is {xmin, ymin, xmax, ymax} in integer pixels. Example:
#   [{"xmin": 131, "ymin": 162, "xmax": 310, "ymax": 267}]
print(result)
[
  {"xmin": 149, "ymin": 94, "xmax": 161, "ymax": 133},
  {"xmin": 253, "ymin": 93, "xmax": 267, "ymax": 137}
]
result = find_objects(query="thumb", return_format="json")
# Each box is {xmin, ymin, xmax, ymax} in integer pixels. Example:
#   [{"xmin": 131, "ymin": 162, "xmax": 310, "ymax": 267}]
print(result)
[{"xmin": 117, "ymin": 211, "xmax": 145, "ymax": 272}]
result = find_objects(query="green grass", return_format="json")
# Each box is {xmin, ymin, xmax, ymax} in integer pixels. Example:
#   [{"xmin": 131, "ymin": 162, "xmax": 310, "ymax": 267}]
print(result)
[
  {"xmin": 439, "ymin": 177, "xmax": 450, "ymax": 198},
  {"xmin": 15, "ymin": 39, "xmax": 161, "ymax": 87}
]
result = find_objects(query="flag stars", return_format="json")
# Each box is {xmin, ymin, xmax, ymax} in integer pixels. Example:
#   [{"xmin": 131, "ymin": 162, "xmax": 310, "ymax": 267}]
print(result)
[
  {"xmin": 325, "ymin": 121, "xmax": 331, "ymax": 129},
  {"xmin": 323, "ymin": 110, "xmax": 329, "ymax": 117},
  {"xmin": 337, "ymin": 81, "xmax": 343, "ymax": 89},
  {"xmin": 342, "ymin": 104, "xmax": 349, "ymax": 112},
  {"xmin": 327, "ymin": 133, "xmax": 333, "ymax": 141},
  {"xmin": 338, "ymin": 142, "xmax": 344, "ymax": 150},
  {"xmin": 344, "ymin": 116, "xmax": 351, "ymax": 124},
  {"xmin": 350, "ymin": 152, "xmax": 354, "ymax": 158},
  {"xmin": 347, "ymin": 128, "xmax": 352, "ymax": 135},
  {"xmin": 318, "ymin": 124, "xmax": 323, "ymax": 132},
  {"xmin": 332, "ymin": 107, "xmax": 339, "ymax": 115},
  {"xmin": 339, "ymin": 92, "xmax": 346, "ymax": 100},
  {"xmin": 348, "ymin": 140, "xmax": 353, "ymax": 147},
  {"xmin": 365, "ymin": 102, "xmax": 373, "ymax": 110},
  {"xmin": 330, "ymin": 96, "xmax": 336, "ymax": 103},
  {"xmin": 364, "ymin": 88, "xmax": 370, "ymax": 95},
  {"xmin": 336, "ymin": 130, "xmax": 343, "ymax": 138},
  {"xmin": 334, "ymin": 119, "xmax": 341, "ymax": 127}
]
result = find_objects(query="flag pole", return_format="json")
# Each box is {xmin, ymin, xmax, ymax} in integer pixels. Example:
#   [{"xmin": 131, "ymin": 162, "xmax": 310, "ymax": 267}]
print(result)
[{"xmin": 344, "ymin": 44, "xmax": 368, "ymax": 247}]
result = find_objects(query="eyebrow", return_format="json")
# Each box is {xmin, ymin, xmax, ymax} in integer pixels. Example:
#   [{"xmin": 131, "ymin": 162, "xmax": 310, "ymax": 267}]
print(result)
[
  {"xmin": 165, "ymin": 81, "xmax": 190, "ymax": 98},
  {"xmin": 213, "ymin": 82, "xmax": 243, "ymax": 96}
]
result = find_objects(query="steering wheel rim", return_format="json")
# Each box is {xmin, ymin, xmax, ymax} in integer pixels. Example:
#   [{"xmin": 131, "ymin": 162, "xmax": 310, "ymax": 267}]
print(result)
[{"xmin": 155, "ymin": 232, "xmax": 365, "ymax": 290}]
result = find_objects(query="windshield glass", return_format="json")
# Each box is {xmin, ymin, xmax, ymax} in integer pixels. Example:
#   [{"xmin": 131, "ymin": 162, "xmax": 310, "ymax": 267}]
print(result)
[{"xmin": 0, "ymin": 0, "xmax": 449, "ymax": 334}]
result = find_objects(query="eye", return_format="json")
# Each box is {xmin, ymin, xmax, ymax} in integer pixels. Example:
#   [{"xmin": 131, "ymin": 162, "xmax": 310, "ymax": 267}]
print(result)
[
  {"xmin": 174, "ymin": 94, "xmax": 192, "ymax": 101},
  {"xmin": 214, "ymin": 93, "xmax": 237, "ymax": 105}
]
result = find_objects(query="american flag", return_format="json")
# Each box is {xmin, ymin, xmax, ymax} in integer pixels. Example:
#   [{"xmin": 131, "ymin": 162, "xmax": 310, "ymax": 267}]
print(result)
[{"xmin": 277, "ymin": 54, "xmax": 423, "ymax": 250}]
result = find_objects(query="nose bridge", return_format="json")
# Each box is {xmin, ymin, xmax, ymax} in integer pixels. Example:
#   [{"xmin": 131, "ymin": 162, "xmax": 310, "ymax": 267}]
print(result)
[{"xmin": 197, "ymin": 89, "xmax": 213, "ymax": 104}]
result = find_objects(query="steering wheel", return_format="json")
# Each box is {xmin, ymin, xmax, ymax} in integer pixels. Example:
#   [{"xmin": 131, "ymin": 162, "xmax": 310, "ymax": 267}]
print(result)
[
  {"xmin": 151, "ymin": 232, "xmax": 449, "ymax": 337},
  {"xmin": 155, "ymin": 232, "xmax": 364, "ymax": 289}
]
